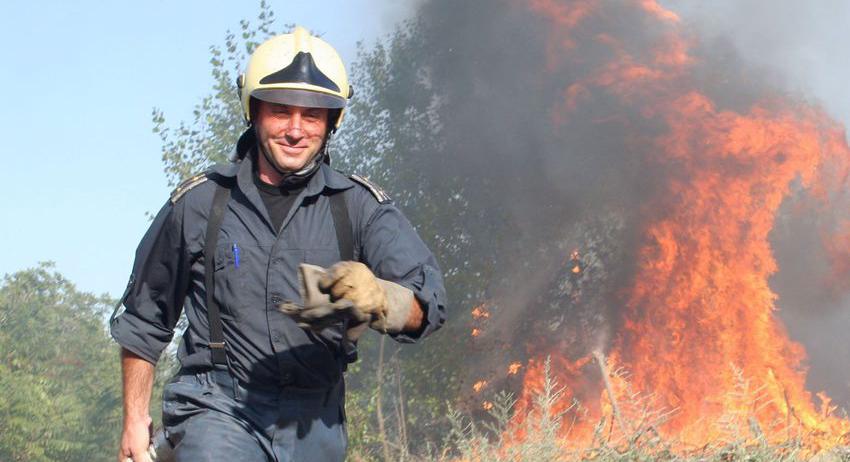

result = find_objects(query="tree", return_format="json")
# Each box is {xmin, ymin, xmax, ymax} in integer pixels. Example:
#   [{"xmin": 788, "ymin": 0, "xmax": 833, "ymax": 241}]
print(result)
[{"xmin": 0, "ymin": 263, "xmax": 122, "ymax": 462}]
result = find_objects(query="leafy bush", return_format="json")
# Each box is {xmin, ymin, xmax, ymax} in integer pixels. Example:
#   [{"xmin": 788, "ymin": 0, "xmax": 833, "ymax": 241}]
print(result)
[{"xmin": 0, "ymin": 263, "xmax": 122, "ymax": 462}]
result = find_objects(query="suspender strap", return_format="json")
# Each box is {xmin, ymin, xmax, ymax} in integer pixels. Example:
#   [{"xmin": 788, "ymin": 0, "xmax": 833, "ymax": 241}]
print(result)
[
  {"xmin": 329, "ymin": 192, "xmax": 354, "ymax": 261},
  {"xmin": 204, "ymin": 181, "xmax": 232, "ymax": 366},
  {"xmin": 329, "ymin": 191, "xmax": 359, "ymax": 366}
]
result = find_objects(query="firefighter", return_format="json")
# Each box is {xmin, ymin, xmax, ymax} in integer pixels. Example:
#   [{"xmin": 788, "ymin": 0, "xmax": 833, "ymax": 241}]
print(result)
[{"xmin": 111, "ymin": 26, "xmax": 447, "ymax": 462}]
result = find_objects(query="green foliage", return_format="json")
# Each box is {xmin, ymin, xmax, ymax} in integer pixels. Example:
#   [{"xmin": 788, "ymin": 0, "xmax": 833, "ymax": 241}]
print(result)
[{"xmin": 0, "ymin": 263, "xmax": 122, "ymax": 462}]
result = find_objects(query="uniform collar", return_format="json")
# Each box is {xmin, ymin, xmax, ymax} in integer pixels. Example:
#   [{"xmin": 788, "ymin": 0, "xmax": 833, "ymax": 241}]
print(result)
[
  {"xmin": 214, "ymin": 144, "xmax": 354, "ymax": 193},
  {"xmin": 210, "ymin": 149, "xmax": 355, "ymax": 233},
  {"xmin": 224, "ymin": 153, "xmax": 354, "ymax": 193},
  {"xmin": 216, "ymin": 126, "xmax": 354, "ymax": 191},
  {"xmin": 305, "ymin": 163, "xmax": 355, "ymax": 197}
]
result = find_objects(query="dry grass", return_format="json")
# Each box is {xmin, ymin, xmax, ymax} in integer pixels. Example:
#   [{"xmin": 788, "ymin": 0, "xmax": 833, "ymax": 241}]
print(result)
[{"xmin": 348, "ymin": 357, "xmax": 850, "ymax": 462}]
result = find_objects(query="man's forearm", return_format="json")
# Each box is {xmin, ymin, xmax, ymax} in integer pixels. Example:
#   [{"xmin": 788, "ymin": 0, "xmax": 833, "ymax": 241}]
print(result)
[
  {"xmin": 402, "ymin": 298, "xmax": 424, "ymax": 333},
  {"xmin": 120, "ymin": 348, "xmax": 155, "ymax": 424}
]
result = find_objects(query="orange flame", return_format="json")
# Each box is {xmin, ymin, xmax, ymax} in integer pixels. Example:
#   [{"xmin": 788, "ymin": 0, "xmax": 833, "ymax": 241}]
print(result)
[
  {"xmin": 508, "ymin": 362, "xmax": 522, "ymax": 375},
  {"xmin": 471, "ymin": 304, "xmax": 491, "ymax": 319},
  {"xmin": 510, "ymin": 0, "xmax": 850, "ymax": 453},
  {"xmin": 473, "ymin": 380, "xmax": 488, "ymax": 393}
]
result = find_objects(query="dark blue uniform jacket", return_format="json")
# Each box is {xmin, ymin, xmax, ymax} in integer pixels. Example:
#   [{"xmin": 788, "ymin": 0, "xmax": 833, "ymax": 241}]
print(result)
[{"xmin": 111, "ymin": 152, "xmax": 447, "ymax": 389}]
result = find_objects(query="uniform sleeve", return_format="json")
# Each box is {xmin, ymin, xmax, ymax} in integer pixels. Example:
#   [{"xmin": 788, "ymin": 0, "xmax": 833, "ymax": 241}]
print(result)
[
  {"xmin": 360, "ymin": 204, "xmax": 447, "ymax": 342},
  {"xmin": 110, "ymin": 199, "xmax": 190, "ymax": 364}
]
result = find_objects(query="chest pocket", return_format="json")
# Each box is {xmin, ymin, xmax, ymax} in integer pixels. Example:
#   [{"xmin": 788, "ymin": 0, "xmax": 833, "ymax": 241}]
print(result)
[{"xmin": 212, "ymin": 243, "xmax": 248, "ymax": 319}]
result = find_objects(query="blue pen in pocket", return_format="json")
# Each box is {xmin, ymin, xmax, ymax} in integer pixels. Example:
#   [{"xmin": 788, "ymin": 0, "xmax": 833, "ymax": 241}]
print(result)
[{"xmin": 232, "ymin": 243, "xmax": 240, "ymax": 269}]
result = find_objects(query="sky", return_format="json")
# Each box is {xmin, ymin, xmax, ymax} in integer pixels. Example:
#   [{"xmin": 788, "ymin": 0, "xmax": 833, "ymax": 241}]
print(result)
[
  {"xmin": 2, "ymin": 1, "xmax": 850, "ymax": 299},
  {"xmin": 0, "ymin": 0, "xmax": 415, "ymax": 297}
]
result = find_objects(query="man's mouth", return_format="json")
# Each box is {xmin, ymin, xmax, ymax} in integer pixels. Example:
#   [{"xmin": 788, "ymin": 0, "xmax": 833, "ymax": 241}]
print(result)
[{"xmin": 275, "ymin": 142, "xmax": 308, "ymax": 154}]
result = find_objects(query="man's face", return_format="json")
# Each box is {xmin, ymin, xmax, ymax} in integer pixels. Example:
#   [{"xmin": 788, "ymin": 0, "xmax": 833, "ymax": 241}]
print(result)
[{"xmin": 253, "ymin": 100, "xmax": 330, "ymax": 173}]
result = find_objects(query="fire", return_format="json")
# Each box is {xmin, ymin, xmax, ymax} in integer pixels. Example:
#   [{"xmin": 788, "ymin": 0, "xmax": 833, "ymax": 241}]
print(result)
[
  {"xmin": 567, "ymin": 250, "xmax": 583, "ymax": 276},
  {"xmin": 471, "ymin": 304, "xmax": 490, "ymax": 319},
  {"xmin": 613, "ymin": 93, "xmax": 850, "ymax": 447},
  {"xmin": 470, "ymin": 303, "xmax": 489, "ymax": 338},
  {"xmin": 507, "ymin": 362, "xmax": 522, "ymax": 375},
  {"xmin": 508, "ymin": 0, "xmax": 850, "ymax": 453},
  {"xmin": 473, "ymin": 380, "xmax": 488, "ymax": 393}
]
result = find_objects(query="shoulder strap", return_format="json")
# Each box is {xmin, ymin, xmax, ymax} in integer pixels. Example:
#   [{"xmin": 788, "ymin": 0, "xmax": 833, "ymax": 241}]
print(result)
[
  {"xmin": 204, "ymin": 180, "xmax": 232, "ymax": 366},
  {"xmin": 349, "ymin": 174, "xmax": 392, "ymax": 204},
  {"xmin": 329, "ymin": 191, "xmax": 354, "ymax": 261},
  {"xmin": 171, "ymin": 171, "xmax": 209, "ymax": 204}
]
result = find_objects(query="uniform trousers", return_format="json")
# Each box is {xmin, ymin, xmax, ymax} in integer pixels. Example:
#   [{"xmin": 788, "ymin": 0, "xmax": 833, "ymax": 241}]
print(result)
[{"xmin": 162, "ymin": 367, "xmax": 347, "ymax": 462}]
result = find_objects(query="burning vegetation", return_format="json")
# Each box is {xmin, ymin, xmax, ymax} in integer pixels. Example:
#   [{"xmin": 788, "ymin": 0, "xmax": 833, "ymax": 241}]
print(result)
[{"xmin": 447, "ymin": 0, "xmax": 850, "ymax": 458}]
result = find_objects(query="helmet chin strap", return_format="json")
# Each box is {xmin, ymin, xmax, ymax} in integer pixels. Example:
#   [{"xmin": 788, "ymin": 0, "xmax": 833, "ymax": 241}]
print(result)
[{"xmin": 258, "ymin": 134, "xmax": 331, "ymax": 187}]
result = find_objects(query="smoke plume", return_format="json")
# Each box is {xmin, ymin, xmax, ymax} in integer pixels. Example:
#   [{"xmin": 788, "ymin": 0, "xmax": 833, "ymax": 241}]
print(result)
[{"xmin": 397, "ymin": 0, "xmax": 850, "ymax": 441}]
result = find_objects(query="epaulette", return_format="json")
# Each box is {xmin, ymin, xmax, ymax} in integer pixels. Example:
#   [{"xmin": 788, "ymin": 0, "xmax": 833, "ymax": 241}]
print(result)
[
  {"xmin": 350, "ymin": 174, "xmax": 392, "ymax": 204},
  {"xmin": 170, "ymin": 171, "xmax": 210, "ymax": 204}
]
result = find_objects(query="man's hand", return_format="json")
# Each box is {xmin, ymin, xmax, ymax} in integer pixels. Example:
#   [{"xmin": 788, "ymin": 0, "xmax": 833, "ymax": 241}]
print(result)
[
  {"xmin": 118, "ymin": 348, "xmax": 155, "ymax": 462},
  {"xmin": 319, "ymin": 261, "xmax": 388, "ymax": 324},
  {"xmin": 279, "ymin": 263, "xmax": 417, "ymax": 339},
  {"xmin": 118, "ymin": 416, "xmax": 153, "ymax": 462}
]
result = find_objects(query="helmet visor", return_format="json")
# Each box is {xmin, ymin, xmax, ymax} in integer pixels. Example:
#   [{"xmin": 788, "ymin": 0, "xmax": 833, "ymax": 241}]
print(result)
[{"xmin": 252, "ymin": 88, "xmax": 347, "ymax": 109}]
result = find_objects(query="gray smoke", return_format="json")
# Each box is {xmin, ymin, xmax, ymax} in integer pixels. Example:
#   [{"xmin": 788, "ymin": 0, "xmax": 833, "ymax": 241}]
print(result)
[
  {"xmin": 394, "ymin": 0, "xmax": 850, "ymax": 407},
  {"xmin": 668, "ymin": 0, "xmax": 850, "ymax": 126}
]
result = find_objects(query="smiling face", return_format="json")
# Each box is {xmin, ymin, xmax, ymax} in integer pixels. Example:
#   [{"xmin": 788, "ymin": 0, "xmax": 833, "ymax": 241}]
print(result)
[{"xmin": 253, "ymin": 99, "xmax": 329, "ymax": 178}]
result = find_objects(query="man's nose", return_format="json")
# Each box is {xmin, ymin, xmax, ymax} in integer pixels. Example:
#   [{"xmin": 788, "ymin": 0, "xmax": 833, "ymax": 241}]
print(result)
[{"xmin": 286, "ymin": 113, "xmax": 305, "ymax": 139}]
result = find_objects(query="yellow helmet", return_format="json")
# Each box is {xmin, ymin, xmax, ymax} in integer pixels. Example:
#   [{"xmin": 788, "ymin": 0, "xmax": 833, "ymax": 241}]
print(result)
[{"xmin": 238, "ymin": 26, "xmax": 352, "ymax": 130}]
